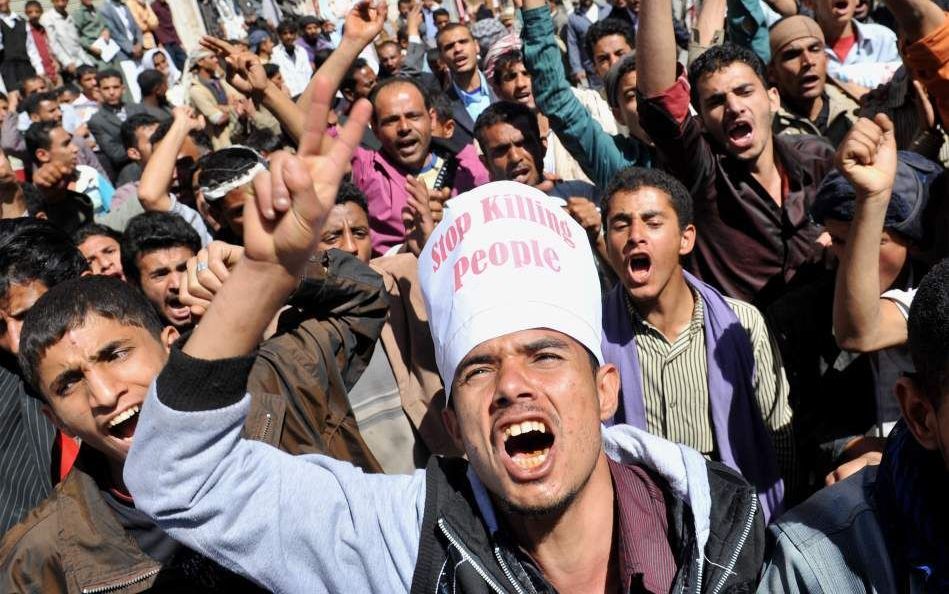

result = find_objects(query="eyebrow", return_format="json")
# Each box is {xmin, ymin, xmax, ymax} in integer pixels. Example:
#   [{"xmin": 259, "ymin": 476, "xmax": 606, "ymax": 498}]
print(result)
[
  {"xmin": 48, "ymin": 339, "xmax": 131, "ymax": 395},
  {"xmin": 456, "ymin": 337, "xmax": 571, "ymax": 372}
]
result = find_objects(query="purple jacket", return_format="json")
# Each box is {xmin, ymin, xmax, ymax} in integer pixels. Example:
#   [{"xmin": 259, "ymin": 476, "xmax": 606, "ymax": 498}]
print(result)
[{"xmin": 352, "ymin": 143, "xmax": 489, "ymax": 256}]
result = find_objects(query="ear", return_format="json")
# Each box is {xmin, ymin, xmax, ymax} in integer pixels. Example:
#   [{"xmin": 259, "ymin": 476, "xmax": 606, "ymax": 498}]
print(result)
[
  {"xmin": 161, "ymin": 325, "xmax": 180, "ymax": 352},
  {"xmin": 679, "ymin": 223, "xmax": 696, "ymax": 256},
  {"xmin": 29, "ymin": 114, "xmax": 40, "ymax": 123},
  {"xmin": 341, "ymin": 89, "xmax": 355, "ymax": 104},
  {"xmin": 126, "ymin": 147, "xmax": 141, "ymax": 162},
  {"xmin": 35, "ymin": 148, "xmax": 50, "ymax": 163},
  {"xmin": 41, "ymin": 403, "xmax": 76, "ymax": 438},
  {"xmin": 596, "ymin": 362, "xmax": 620, "ymax": 421},
  {"xmin": 441, "ymin": 402, "xmax": 466, "ymax": 451},
  {"xmin": 428, "ymin": 107, "xmax": 437, "ymax": 130},
  {"xmin": 443, "ymin": 117, "xmax": 455, "ymax": 138},
  {"xmin": 896, "ymin": 376, "xmax": 940, "ymax": 450},
  {"xmin": 767, "ymin": 85, "xmax": 781, "ymax": 114}
]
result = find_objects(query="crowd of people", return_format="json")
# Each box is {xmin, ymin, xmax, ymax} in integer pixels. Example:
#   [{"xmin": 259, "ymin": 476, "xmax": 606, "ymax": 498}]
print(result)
[{"xmin": 0, "ymin": 0, "xmax": 946, "ymax": 591}]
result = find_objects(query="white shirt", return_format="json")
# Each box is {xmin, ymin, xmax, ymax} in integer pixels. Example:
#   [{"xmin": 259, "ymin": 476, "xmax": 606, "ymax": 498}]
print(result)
[
  {"xmin": 40, "ymin": 8, "xmax": 96, "ymax": 69},
  {"xmin": 0, "ymin": 12, "xmax": 45, "ymax": 76},
  {"xmin": 270, "ymin": 43, "xmax": 313, "ymax": 97},
  {"xmin": 825, "ymin": 20, "xmax": 902, "ymax": 88}
]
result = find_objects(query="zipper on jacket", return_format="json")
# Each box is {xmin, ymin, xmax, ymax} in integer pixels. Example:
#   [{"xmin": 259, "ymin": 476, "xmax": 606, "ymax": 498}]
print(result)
[
  {"xmin": 258, "ymin": 412, "xmax": 273, "ymax": 441},
  {"xmin": 709, "ymin": 492, "xmax": 757, "ymax": 594},
  {"xmin": 493, "ymin": 546, "xmax": 528, "ymax": 594},
  {"xmin": 436, "ymin": 518, "xmax": 509, "ymax": 594},
  {"xmin": 81, "ymin": 568, "xmax": 160, "ymax": 593}
]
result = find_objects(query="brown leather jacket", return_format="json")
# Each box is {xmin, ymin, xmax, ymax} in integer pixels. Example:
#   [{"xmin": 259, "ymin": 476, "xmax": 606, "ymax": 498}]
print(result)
[{"xmin": 0, "ymin": 251, "xmax": 387, "ymax": 592}]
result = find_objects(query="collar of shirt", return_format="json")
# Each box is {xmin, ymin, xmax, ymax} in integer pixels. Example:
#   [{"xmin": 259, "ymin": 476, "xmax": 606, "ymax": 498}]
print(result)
[
  {"xmin": 451, "ymin": 70, "xmax": 490, "ymax": 105},
  {"xmin": 0, "ymin": 12, "xmax": 21, "ymax": 26},
  {"xmin": 625, "ymin": 287, "xmax": 704, "ymax": 347}
]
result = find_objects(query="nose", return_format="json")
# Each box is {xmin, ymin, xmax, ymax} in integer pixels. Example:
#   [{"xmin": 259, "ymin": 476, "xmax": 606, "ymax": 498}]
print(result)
[
  {"xmin": 168, "ymin": 270, "xmax": 181, "ymax": 293},
  {"xmin": 395, "ymin": 115, "xmax": 410, "ymax": 134},
  {"xmin": 86, "ymin": 368, "xmax": 126, "ymax": 411},
  {"xmin": 626, "ymin": 219, "xmax": 648, "ymax": 246},
  {"xmin": 492, "ymin": 359, "xmax": 537, "ymax": 410},
  {"xmin": 338, "ymin": 226, "xmax": 358, "ymax": 256},
  {"xmin": 724, "ymin": 93, "xmax": 744, "ymax": 116}
]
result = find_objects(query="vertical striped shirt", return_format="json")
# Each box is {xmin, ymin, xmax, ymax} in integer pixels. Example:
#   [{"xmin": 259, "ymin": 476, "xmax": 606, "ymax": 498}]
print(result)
[
  {"xmin": 0, "ymin": 362, "xmax": 54, "ymax": 536},
  {"xmin": 624, "ymin": 290, "xmax": 796, "ymax": 486}
]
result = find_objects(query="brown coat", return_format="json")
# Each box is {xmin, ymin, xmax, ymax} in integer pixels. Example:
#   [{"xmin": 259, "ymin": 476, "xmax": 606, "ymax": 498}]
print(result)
[{"xmin": 371, "ymin": 253, "xmax": 461, "ymax": 458}]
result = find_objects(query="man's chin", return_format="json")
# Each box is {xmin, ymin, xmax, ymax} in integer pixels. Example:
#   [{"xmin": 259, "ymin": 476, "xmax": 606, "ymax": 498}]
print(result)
[{"xmin": 494, "ymin": 484, "xmax": 581, "ymax": 519}]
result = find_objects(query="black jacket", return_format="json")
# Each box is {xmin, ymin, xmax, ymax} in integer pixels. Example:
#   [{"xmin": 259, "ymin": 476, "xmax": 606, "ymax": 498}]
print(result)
[{"xmin": 410, "ymin": 456, "xmax": 765, "ymax": 594}]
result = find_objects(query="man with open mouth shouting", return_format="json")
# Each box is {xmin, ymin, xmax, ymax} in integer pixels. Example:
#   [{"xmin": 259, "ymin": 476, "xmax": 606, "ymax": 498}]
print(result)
[{"xmin": 121, "ymin": 65, "xmax": 766, "ymax": 591}]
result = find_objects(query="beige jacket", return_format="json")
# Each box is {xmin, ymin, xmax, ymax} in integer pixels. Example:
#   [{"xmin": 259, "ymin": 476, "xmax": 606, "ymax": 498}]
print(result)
[{"xmin": 126, "ymin": 0, "xmax": 159, "ymax": 49}]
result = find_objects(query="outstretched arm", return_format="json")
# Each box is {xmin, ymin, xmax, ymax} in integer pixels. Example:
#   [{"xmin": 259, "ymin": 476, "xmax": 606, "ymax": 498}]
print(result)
[
  {"xmin": 832, "ymin": 114, "xmax": 907, "ymax": 352},
  {"xmin": 137, "ymin": 106, "xmax": 203, "ymax": 212},
  {"xmin": 636, "ymin": 0, "xmax": 678, "ymax": 97},
  {"xmin": 125, "ymin": 78, "xmax": 425, "ymax": 593}
]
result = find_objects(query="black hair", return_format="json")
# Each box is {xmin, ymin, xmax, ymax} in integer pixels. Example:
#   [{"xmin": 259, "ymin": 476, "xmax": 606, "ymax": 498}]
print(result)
[
  {"xmin": 687, "ymin": 43, "xmax": 769, "ymax": 110},
  {"xmin": 17, "ymin": 276, "xmax": 164, "ymax": 394},
  {"xmin": 277, "ymin": 19, "xmax": 297, "ymax": 35},
  {"xmin": 584, "ymin": 18, "xmax": 634, "ymax": 62},
  {"xmin": 150, "ymin": 118, "xmax": 213, "ymax": 153},
  {"xmin": 196, "ymin": 146, "xmax": 264, "ymax": 198},
  {"xmin": 72, "ymin": 222, "xmax": 123, "ymax": 247},
  {"xmin": 24, "ymin": 0, "xmax": 41, "ymax": 10},
  {"xmin": 263, "ymin": 62, "xmax": 281, "ymax": 79},
  {"xmin": 426, "ymin": 47, "xmax": 442, "ymax": 68},
  {"xmin": 121, "ymin": 212, "xmax": 201, "ymax": 286},
  {"xmin": 137, "ymin": 68, "xmax": 166, "ymax": 97},
  {"xmin": 336, "ymin": 181, "xmax": 368, "ymax": 214},
  {"xmin": 22, "ymin": 91, "xmax": 59, "ymax": 116},
  {"xmin": 242, "ymin": 127, "xmax": 285, "ymax": 154},
  {"xmin": 430, "ymin": 90, "xmax": 454, "ymax": 124},
  {"xmin": 20, "ymin": 183, "xmax": 46, "ymax": 217},
  {"xmin": 435, "ymin": 23, "xmax": 473, "ymax": 48},
  {"xmin": 95, "ymin": 68, "xmax": 123, "ymax": 84},
  {"xmin": 0, "ymin": 218, "xmax": 88, "ymax": 304},
  {"xmin": 491, "ymin": 49, "xmax": 525, "ymax": 88},
  {"xmin": 18, "ymin": 75, "xmax": 45, "ymax": 95},
  {"xmin": 907, "ymin": 259, "xmax": 949, "ymax": 406},
  {"xmin": 120, "ymin": 113, "xmax": 160, "ymax": 151},
  {"xmin": 76, "ymin": 64, "xmax": 98, "ymax": 81},
  {"xmin": 24, "ymin": 121, "xmax": 61, "ymax": 160},
  {"xmin": 433, "ymin": 7, "xmax": 450, "ymax": 19},
  {"xmin": 603, "ymin": 166, "xmax": 694, "ymax": 229},
  {"xmin": 368, "ymin": 76, "xmax": 432, "ymax": 121},
  {"xmin": 0, "ymin": 91, "xmax": 7, "ymax": 103},
  {"xmin": 474, "ymin": 102, "xmax": 546, "ymax": 179},
  {"xmin": 341, "ymin": 58, "xmax": 370, "ymax": 95},
  {"xmin": 313, "ymin": 48, "xmax": 333, "ymax": 71}
]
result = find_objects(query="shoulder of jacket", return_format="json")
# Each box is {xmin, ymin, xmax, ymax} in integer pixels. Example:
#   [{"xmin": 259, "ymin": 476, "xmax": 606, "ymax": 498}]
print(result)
[{"xmin": 0, "ymin": 482, "xmax": 68, "ymax": 564}]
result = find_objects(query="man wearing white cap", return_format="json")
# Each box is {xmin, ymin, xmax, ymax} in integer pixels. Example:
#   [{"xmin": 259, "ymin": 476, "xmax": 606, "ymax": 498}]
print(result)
[{"xmin": 122, "ymin": 80, "xmax": 765, "ymax": 593}]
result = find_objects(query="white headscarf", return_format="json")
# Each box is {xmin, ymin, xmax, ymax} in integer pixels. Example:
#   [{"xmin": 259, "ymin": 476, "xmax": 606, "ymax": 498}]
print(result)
[{"xmin": 142, "ymin": 47, "xmax": 181, "ymax": 86}]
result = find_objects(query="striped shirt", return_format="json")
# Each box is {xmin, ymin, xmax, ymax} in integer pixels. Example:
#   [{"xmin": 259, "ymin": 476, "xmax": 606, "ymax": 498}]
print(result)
[
  {"xmin": 624, "ymin": 290, "xmax": 796, "ymax": 486},
  {"xmin": 0, "ymin": 362, "xmax": 54, "ymax": 536}
]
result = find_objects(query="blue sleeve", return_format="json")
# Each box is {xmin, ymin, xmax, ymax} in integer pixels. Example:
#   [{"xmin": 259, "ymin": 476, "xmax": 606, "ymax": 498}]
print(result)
[
  {"xmin": 727, "ymin": 0, "xmax": 771, "ymax": 64},
  {"xmin": 125, "ymin": 350, "xmax": 425, "ymax": 593},
  {"xmin": 565, "ymin": 17, "xmax": 585, "ymax": 75},
  {"xmin": 522, "ymin": 6, "xmax": 646, "ymax": 188},
  {"xmin": 97, "ymin": 174, "xmax": 115, "ymax": 211}
]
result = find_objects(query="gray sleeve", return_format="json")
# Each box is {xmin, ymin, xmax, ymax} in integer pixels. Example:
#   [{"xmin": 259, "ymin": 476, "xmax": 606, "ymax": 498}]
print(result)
[
  {"xmin": 756, "ymin": 526, "xmax": 826, "ymax": 594},
  {"xmin": 95, "ymin": 193, "xmax": 144, "ymax": 231},
  {"xmin": 125, "ymin": 371, "xmax": 425, "ymax": 593},
  {"xmin": 169, "ymin": 197, "xmax": 213, "ymax": 247}
]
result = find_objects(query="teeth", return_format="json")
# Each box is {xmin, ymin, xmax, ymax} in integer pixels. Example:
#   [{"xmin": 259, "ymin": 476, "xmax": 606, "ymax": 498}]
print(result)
[
  {"xmin": 108, "ymin": 405, "xmax": 140, "ymax": 428},
  {"xmin": 502, "ymin": 420, "xmax": 548, "ymax": 442},
  {"xmin": 512, "ymin": 447, "xmax": 550, "ymax": 469}
]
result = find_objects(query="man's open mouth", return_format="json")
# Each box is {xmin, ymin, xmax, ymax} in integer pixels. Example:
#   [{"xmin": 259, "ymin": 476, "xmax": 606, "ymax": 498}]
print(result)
[
  {"xmin": 831, "ymin": 0, "xmax": 850, "ymax": 15},
  {"xmin": 725, "ymin": 120, "xmax": 754, "ymax": 150},
  {"xmin": 800, "ymin": 73, "xmax": 821, "ymax": 89},
  {"xmin": 107, "ymin": 405, "xmax": 140, "ymax": 441},
  {"xmin": 627, "ymin": 253, "xmax": 652, "ymax": 285},
  {"xmin": 166, "ymin": 298, "xmax": 190, "ymax": 321},
  {"xmin": 503, "ymin": 420, "xmax": 554, "ymax": 470}
]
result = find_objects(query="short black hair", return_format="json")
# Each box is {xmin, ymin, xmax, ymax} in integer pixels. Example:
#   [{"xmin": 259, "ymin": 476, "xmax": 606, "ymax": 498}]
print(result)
[
  {"xmin": 137, "ymin": 69, "xmax": 166, "ymax": 97},
  {"xmin": 687, "ymin": 43, "xmax": 768, "ymax": 110},
  {"xmin": 603, "ymin": 166, "xmax": 694, "ymax": 229},
  {"xmin": 491, "ymin": 49, "xmax": 524, "ymax": 88},
  {"xmin": 474, "ymin": 100, "xmax": 543, "ymax": 156},
  {"xmin": 24, "ymin": 0, "xmax": 41, "ymax": 10},
  {"xmin": 277, "ymin": 19, "xmax": 297, "ymax": 35},
  {"xmin": 19, "ymin": 75, "xmax": 45, "ymax": 94},
  {"xmin": 150, "ymin": 118, "xmax": 213, "ymax": 153},
  {"xmin": 341, "ymin": 58, "xmax": 370, "ymax": 95},
  {"xmin": 96, "ymin": 68, "xmax": 123, "ymax": 85},
  {"xmin": 430, "ymin": 90, "xmax": 454, "ymax": 124},
  {"xmin": 313, "ymin": 48, "xmax": 333, "ymax": 71},
  {"xmin": 263, "ymin": 62, "xmax": 281, "ymax": 79},
  {"xmin": 433, "ymin": 7, "xmax": 450, "ymax": 19},
  {"xmin": 368, "ymin": 76, "xmax": 431, "ymax": 121},
  {"xmin": 76, "ymin": 64, "xmax": 98, "ymax": 81},
  {"xmin": 907, "ymin": 259, "xmax": 949, "ymax": 406},
  {"xmin": 336, "ymin": 181, "xmax": 368, "ymax": 214},
  {"xmin": 121, "ymin": 113, "xmax": 160, "ymax": 151},
  {"xmin": 18, "ymin": 276, "xmax": 164, "ymax": 394},
  {"xmin": 21, "ymin": 183, "xmax": 47, "ymax": 217},
  {"xmin": 0, "ymin": 218, "xmax": 88, "ymax": 304},
  {"xmin": 121, "ymin": 212, "xmax": 201, "ymax": 286},
  {"xmin": 584, "ymin": 18, "xmax": 634, "ymax": 61},
  {"xmin": 24, "ymin": 121, "xmax": 61, "ymax": 161},
  {"xmin": 436, "ymin": 23, "xmax": 473, "ymax": 48},
  {"xmin": 243, "ymin": 127, "xmax": 286, "ymax": 154},
  {"xmin": 23, "ymin": 90, "xmax": 59, "ymax": 116},
  {"xmin": 72, "ymin": 222, "xmax": 123, "ymax": 247}
]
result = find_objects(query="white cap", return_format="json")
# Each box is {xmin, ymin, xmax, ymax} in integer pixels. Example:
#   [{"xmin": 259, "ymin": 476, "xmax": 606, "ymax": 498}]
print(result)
[{"xmin": 419, "ymin": 181, "xmax": 604, "ymax": 398}]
